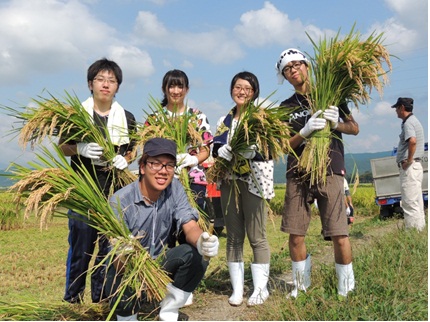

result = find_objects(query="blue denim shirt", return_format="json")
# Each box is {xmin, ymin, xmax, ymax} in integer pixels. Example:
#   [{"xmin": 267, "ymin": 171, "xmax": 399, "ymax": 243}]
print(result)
[{"xmin": 109, "ymin": 178, "xmax": 199, "ymax": 258}]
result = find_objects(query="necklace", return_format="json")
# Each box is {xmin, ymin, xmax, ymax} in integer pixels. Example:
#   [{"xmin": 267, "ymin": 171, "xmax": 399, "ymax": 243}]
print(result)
[
  {"xmin": 142, "ymin": 194, "xmax": 156, "ymax": 205},
  {"xmin": 294, "ymin": 93, "xmax": 303, "ymax": 108}
]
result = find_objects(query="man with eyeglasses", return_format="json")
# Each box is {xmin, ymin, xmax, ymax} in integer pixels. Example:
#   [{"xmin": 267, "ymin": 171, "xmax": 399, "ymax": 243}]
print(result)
[
  {"xmin": 105, "ymin": 137, "xmax": 219, "ymax": 321},
  {"xmin": 275, "ymin": 48, "xmax": 359, "ymax": 298},
  {"xmin": 59, "ymin": 58, "xmax": 136, "ymax": 304}
]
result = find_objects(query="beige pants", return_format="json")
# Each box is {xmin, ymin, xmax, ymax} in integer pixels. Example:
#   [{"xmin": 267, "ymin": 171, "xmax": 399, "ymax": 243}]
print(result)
[
  {"xmin": 220, "ymin": 180, "xmax": 270, "ymax": 263},
  {"xmin": 400, "ymin": 161, "xmax": 426, "ymax": 231}
]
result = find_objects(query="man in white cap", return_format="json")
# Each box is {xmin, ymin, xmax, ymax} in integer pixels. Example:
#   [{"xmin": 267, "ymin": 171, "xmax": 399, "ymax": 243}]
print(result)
[
  {"xmin": 392, "ymin": 97, "xmax": 426, "ymax": 231},
  {"xmin": 275, "ymin": 48, "xmax": 359, "ymax": 298}
]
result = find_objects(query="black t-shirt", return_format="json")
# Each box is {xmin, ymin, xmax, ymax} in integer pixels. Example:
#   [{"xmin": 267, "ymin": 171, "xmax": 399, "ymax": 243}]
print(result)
[
  {"xmin": 280, "ymin": 93, "xmax": 349, "ymax": 178},
  {"xmin": 66, "ymin": 110, "xmax": 136, "ymax": 196}
]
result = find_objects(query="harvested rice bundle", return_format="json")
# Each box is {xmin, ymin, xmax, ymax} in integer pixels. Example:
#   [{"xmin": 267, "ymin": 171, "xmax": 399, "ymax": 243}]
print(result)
[
  {"xmin": 207, "ymin": 99, "xmax": 292, "ymax": 185},
  {"xmin": 135, "ymin": 96, "xmax": 210, "ymax": 231},
  {"xmin": 6, "ymin": 145, "xmax": 171, "ymax": 320},
  {"xmin": 300, "ymin": 26, "xmax": 392, "ymax": 185},
  {"xmin": 2, "ymin": 91, "xmax": 137, "ymax": 194}
]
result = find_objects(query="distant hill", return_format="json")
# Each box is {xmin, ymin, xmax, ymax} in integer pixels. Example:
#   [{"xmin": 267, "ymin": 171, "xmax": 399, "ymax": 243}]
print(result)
[
  {"xmin": 0, "ymin": 152, "xmax": 393, "ymax": 187},
  {"xmin": 0, "ymin": 170, "xmax": 16, "ymax": 188},
  {"xmin": 274, "ymin": 151, "xmax": 392, "ymax": 183}
]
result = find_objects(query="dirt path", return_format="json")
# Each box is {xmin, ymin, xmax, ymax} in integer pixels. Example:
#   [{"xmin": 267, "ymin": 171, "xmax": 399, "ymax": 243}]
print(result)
[{"xmin": 179, "ymin": 218, "xmax": 403, "ymax": 321}]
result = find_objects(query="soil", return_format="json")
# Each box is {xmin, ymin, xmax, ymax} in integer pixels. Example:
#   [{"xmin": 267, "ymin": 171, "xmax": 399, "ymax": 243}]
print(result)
[{"xmin": 139, "ymin": 217, "xmax": 404, "ymax": 321}]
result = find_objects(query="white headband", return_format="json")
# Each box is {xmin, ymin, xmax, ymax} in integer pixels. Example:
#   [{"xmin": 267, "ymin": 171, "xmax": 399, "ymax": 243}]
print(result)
[{"xmin": 275, "ymin": 48, "xmax": 308, "ymax": 84}]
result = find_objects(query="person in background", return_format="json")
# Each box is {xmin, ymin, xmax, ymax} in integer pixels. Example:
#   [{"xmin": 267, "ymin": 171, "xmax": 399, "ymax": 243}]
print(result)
[
  {"xmin": 392, "ymin": 97, "xmax": 425, "ymax": 231},
  {"xmin": 146, "ymin": 69, "xmax": 212, "ymax": 211},
  {"xmin": 275, "ymin": 48, "xmax": 359, "ymax": 298},
  {"xmin": 212, "ymin": 71, "xmax": 274, "ymax": 307},
  {"xmin": 59, "ymin": 58, "xmax": 136, "ymax": 304},
  {"xmin": 344, "ymin": 177, "xmax": 354, "ymax": 225},
  {"xmin": 105, "ymin": 138, "xmax": 219, "ymax": 321},
  {"xmin": 145, "ymin": 69, "xmax": 213, "ymax": 306}
]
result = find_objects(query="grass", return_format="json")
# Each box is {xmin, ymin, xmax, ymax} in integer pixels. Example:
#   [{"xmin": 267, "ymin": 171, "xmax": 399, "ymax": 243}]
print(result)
[{"xmin": 0, "ymin": 187, "xmax": 427, "ymax": 321}]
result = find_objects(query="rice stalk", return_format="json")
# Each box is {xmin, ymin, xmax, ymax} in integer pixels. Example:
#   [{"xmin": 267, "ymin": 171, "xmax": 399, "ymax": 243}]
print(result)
[
  {"xmin": 0, "ymin": 301, "xmax": 108, "ymax": 321},
  {"xmin": 6, "ymin": 145, "xmax": 171, "ymax": 318},
  {"xmin": 298, "ymin": 25, "xmax": 392, "ymax": 185},
  {"xmin": 135, "ymin": 96, "xmax": 210, "ymax": 231},
  {"xmin": 1, "ymin": 91, "xmax": 137, "ymax": 195},
  {"xmin": 207, "ymin": 97, "xmax": 294, "ymax": 213},
  {"xmin": 207, "ymin": 97, "xmax": 293, "ymax": 184}
]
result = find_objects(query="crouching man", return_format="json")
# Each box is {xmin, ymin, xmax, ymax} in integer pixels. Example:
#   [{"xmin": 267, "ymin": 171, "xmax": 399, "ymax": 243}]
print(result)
[{"xmin": 105, "ymin": 138, "xmax": 219, "ymax": 321}]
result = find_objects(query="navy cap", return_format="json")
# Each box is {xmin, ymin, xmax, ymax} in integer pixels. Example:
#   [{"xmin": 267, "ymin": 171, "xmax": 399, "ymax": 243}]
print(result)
[
  {"xmin": 143, "ymin": 138, "xmax": 177, "ymax": 158},
  {"xmin": 391, "ymin": 97, "xmax": 413, "ymax": 109}
]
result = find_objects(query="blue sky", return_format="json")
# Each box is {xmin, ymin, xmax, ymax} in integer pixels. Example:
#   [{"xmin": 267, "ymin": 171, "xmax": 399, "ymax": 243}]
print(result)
[{"xmin": 0, "ymin": 0, "xmax": 428, "ymax": 170}]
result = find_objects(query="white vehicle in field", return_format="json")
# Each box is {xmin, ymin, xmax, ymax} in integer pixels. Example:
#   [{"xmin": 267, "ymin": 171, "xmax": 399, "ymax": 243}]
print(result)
[{"xmin": 370, "ymin": 142, "xmax": 428, "ymax": 219}]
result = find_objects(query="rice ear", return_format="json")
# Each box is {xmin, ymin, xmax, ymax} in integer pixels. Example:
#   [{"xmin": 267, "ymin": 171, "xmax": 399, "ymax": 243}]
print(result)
[
  {"xmin": 298, "ymin": 25, "xmax": 392, "ymax": 185},
  {"xmin": 6, "ymin": 144, "xmax": 172, "ymax": 309}
]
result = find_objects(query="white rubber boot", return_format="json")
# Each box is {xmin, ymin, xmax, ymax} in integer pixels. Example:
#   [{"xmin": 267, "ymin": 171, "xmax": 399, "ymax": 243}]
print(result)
[
  {"xmin": 228, "ymin": 262, "xmax": 244, "ymax": 306},
  {"xmin": 289, "ymin": 254, "xmax": 311, "ymax": 298},
  {"xmin": 159, "ymin": 283, "xmax": 191, "ymax": 321},
  {"xmin": 116, "ymin": 313, "xmax": 138, "ymax": 321},
  {"xmin": 247, "ymin": 263, "xmax": 270, "ymax": 306},
  {"xmin": 183, "ymin": 293, "xmax": 193, "ymax": 307},
  {"xmin": 304, "ymin": 254, "xmax": 312, "ymax": 289},
  {"xmin": 336, "ymin": 262, "xmax": 355, "ymax": 297}
]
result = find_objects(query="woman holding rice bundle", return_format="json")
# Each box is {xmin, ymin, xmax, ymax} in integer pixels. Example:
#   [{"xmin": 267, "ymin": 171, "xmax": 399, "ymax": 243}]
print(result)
[
  {"xmin": 145, "ymin": 69, "xmax": 213, "ymax": 213},
  {"xmin": 275, "ymin": 48, "xmax": 359, "ymax": 298},
  {"xmin": 212, "ymin": 71, "xmax": 274, "ymax": 307},
  {"xmin": 144, "ymin": 69, "xmax": 213, "ymax": 307}
]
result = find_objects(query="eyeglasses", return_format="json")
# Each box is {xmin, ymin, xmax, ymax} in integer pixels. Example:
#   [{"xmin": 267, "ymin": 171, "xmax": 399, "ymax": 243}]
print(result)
[
  {"xmin": 233, "ymin": 85, "xmax": 254, "ymax": 94},
  {"xmin": 93, "ymin": 77, "xmax": 118, "ymax": 85},
  {"xmin": 283, "ymin": 61, "xmax": 304, "ymax": 74},
  {"xmin": 146, "ymin": 161, "xmax": 176, "ymax": 173}
]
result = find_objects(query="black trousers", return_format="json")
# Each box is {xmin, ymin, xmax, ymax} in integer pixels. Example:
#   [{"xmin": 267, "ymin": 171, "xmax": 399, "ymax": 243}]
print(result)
[
  {"xmin": 64, "ymin": 210, "xmax": 110, "ymax": 303},
  {"xmin": 104, "ymin": 243, "xmax": 208, "ymax": 316}
]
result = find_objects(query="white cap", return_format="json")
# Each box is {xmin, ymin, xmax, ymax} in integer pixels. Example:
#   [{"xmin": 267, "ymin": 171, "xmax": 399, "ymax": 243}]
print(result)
[{"xmin": 275, "ymin": 48, "xmax": 308, "ymax": 84}]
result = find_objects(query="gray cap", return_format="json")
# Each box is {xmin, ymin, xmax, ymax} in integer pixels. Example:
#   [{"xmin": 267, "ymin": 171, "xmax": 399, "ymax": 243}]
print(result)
[
  {"xmin": 143, "ymin": 138, "xmax": 177, "ymax": 158},
  {"xmin": 391, "ymin": 97, "xmax": 413, "ymax": 109}
]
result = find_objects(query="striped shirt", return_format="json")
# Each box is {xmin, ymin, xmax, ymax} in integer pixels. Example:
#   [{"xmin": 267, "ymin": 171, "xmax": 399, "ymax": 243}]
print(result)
[{"xmin": 396, "ymin": 114, "xmax": 425, "ymax": 164}]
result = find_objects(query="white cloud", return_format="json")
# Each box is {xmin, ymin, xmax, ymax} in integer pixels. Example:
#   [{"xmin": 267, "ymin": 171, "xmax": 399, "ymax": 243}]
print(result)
[
  {"xmin": 234, "ymin": 1, "xmax": 312, "ymax": 47},
  {"xmin": 345, "ymin": 133, "xmax": 384, "ymax": 153},
  {"xmin": 369, "ymin": 0, "xmax": 428, "ymax": 54},
  {"xmin": 231, "ymin": 1, "xmax": 342, "ymax": 53},
  {"xmin": 133, "ymin": 10, "xmax": 244, "ymax": 64},
  {"xmin": 0, "ymin": 0, "xmax": 117, "ymax": 84},
  {"xmin": 373, "ymin": 101, "xmax": 392, "ymax": 115},
  {"xmin": 181, "ymin": 60, "xmax": 194, "ymax": 69},
  {"xmin": 133, "ymin": 11, "xmax": 169, "ymax": 42},
  {"xmin": 384, "ymin": 0, "xmax": 428, "ymax": 29},
  {"xmin": 109, "ymin": 46, "xmax": 155, "ymax": 80},
  {"xmin": 351, "ymin": 108, "xmax": 372, "ymax": 124},
  {"xmin": 368, "ymin": 18, "xmax": 418, "ymax": 54}
]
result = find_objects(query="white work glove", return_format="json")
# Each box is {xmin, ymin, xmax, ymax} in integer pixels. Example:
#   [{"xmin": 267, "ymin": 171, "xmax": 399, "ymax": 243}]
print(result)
[
  {"xmin": 217, "ymin": 144, "xmax": 233, "ymax": 161},
  {"xmin": 197, "ymin": 232, "xmax": 219, "ymax": 258},
  {"xmin": 239, "ymin": 144, "xmax": 257, "ymax": 159},
  {"xmin": 111, "ymin": 235, "xmax": 135, "ymax": 263},
  {"xmin": 76, "ymin": 142, "xmax": 103, "ymax": 160},
  {"xmin": 176, "ymin": 153, "xmax": 199, "ymax": 171},
  {"xmin": 346, "ymin": 206, "xmax": 351, "ymax": 216},
  {"xmin": 299, "ymin": 110, "xmax": 326, "ymax": 138},
  {"xmin": 323, "ymin": 105, "xmax": 339, "ymax": 129},
  {"xmin": 112, "ymin": 155, "xmax": 128, "ymax": 170}
]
